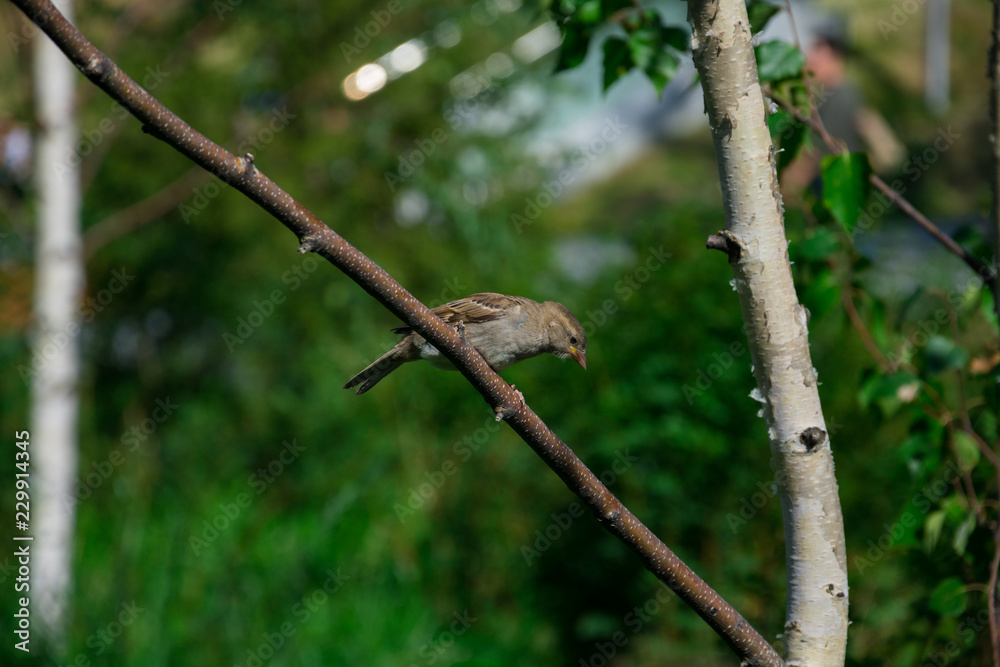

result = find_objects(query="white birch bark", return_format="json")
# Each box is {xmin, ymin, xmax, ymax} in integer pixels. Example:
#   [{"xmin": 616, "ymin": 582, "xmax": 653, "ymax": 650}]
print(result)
[
  {"xmin": 686, "ymin": 0, "xmax": 849, "ymax": 663},
  {"xmin": 31, "ymin": 0, "xmax": 81, "ymax": 650}
]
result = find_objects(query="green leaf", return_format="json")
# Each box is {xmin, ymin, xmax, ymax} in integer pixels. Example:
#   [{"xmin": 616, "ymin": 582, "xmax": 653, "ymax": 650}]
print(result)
[
  {"xmin": 858, "ymin": 372, "xmax": 919, "ymax": 414},
  {"xmin": 747, "ymin": 0, "xmax": 781, "ymax": 34},
  {"xmin": 925, "ymin": 335, "xmax": 968, "ymax": 375},
  {"xmin": 600, "ymin": 0, "xmax": 633, "ymax": 19},
  {"xmin": 869, "ymin": 298, "xmax": 889, "ymax": 348},
  {"xmin": 662, "ymin": 26, "xmax": 689, "ymax": 52},
  {"xmin": 801, "ymin": 267, "xmax": 840, "ymax": 319},
  {"xmin": 625, "ymin": 15, "xmax": 681, "ymax": 96},
  {"xmin": 953, "ymin": 430, "xmax": 980, "ymax": 472},
  {"xmin": 755, "ymin": 40, "xmax": 804, "ymax": 83},
  {"xmin": 898, "ymin": 431, "xmax": 941, "ymax": 478},
  {"xmin": 929, "ymin": 577, "xmax": 967, "ymax": 617},
  {"xmin": 952, "ymin": 510, "xmax": 976, "ymax": 555},
  {"xmin": 767, "ymin": 108, "xmax": 792, "ymax": 136},
  {"xmin": 821, "ymin": 152, "xmax": 872, "ymax": 234},
  {"xmin": 796, "ymin": 227, "xmax": 840, "ymax": 261},
  {"xmin": 924, "ymin": 510, "xmax": 945, "ymax": 552},
  {"xmin": 627, "ymin": 22, "xmax": 660, "ymax": 69},
  {"xmin": 577, "ymin": 0, "xmax": 602, "ymax": 24},
  {"xmin": 602, "ymin": 37, "xmax": 633, "ymax": 91},
  {"xmin": 642, "ymin": 51, "xmax": 679, "ymax": 96},
  {"xmin": 776, "ymin": 117, "xmax": 808, "ymax": 173},
  {"xmin": 556, "ymin": 22, "xmax": 593, "ymax": 71},
  {"xmin": 975, "ymin": 408, "xmax": 997, "ymax": 442}
]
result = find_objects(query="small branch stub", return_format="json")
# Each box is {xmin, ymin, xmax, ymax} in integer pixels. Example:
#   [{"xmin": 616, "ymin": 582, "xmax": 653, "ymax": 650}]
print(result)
[
  {"xmin": 298, "ymin": 234, "xmax": 320, "ymax": 254},
  {"xmin": 706, "ymin": 230, "xmax": 743, "ymax": 265}
]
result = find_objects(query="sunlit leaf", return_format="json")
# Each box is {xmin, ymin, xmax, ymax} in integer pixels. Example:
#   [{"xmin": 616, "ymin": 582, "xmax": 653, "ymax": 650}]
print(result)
[
  {"xmin": 625, "ymin": 14, "xmax": 682, "ymax": 96},
  {"xmin": 747, "ymin": 0, "xmax": 781, "ymax": 34},
  {"xmin": 821, "ymin": 152, "xmax": 872, "ymax": 234},
  {"xmin": 755, "ymin": 40, "xmax": 804, "ymax": 83},
  {"xmin": 952, "ymin": 510, "xmax": 975, "ymax": 555},
  {"xmin": 953, "ymin": 430, "xmax": 980, "ymax": 472},
  {"xmin": 923, "ymin": 510, "xmax": 945, "ymax": 552}
]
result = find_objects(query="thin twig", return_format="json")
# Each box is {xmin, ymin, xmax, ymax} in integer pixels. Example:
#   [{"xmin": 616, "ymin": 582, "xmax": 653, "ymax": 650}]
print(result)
[
  {"xmin": 990, "ymin": 505, "xmax": 1000, "ymax": 667},
  {"xmin": 766, "ymin": 89, "xmax": 996, "ymax": 287},
  {"xmin": 83, "ymin": 166, "xmax": 211, "ymax": 257},
  {"xmin": 9, "ymin": 1, "xmax": 783, "ymax": 664},
  {"xmin": 841, "ymin": 287, "xmax": 892, "ymax": 371},
  {"xmin": 989, "ymin": 0, "xmax": 1000, "ymax": 330}
]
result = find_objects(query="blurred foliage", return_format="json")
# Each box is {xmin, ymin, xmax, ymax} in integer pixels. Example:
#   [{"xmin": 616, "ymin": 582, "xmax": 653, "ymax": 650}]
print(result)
[{"xmin": 0, "ymin": 0, "xmax": 998, "ymax": 666}]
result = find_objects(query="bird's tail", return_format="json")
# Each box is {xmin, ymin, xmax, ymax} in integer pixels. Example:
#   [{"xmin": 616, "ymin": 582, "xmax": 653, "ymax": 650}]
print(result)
[{"xmin": 343, "ymin": 348, "xmax": 406, "ymax": 395}]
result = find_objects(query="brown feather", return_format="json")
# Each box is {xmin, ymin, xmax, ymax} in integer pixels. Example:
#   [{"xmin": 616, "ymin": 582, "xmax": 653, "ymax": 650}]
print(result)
[{"xmin": 391, "ymin": 293, "xmax": 534, "ymax": 334}]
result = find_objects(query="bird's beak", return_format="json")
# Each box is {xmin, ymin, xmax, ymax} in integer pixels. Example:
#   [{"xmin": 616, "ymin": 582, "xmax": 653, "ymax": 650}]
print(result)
[{"xmin": 569, "ymin": 346, "xmax": 587, "ymax": 370}]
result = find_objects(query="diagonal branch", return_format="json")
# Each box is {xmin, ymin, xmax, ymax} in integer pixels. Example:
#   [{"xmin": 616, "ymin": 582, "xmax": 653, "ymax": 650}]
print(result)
[{"xmin": 10, "ymin": 0, "xmax": 783, "ymax": 664}]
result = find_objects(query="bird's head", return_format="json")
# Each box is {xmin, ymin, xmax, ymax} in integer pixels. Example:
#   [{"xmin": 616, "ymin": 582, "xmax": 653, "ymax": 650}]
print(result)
[{"xmin": 545, "ymin": 302, "xmax": 587, "ymax": 370}]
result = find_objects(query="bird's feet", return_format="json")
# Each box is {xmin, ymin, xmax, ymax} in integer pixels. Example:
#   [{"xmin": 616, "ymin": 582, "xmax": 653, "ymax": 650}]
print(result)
[{"xmin": 494, "ymin": 385, "xmax": 526, "ymax": 422}]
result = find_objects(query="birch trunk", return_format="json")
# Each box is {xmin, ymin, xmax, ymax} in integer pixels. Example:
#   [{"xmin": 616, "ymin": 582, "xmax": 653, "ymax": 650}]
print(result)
[
  {"xmin": 31, "ymin": 0, "xmax": 81, "ymax": 650},
  {"xmin": 686, "ymin": 0, "xmax": 849, "ymax": 663}
]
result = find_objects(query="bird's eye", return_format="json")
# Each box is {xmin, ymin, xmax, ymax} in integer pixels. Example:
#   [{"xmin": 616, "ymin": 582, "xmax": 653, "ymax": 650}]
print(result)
[{"xmin": 570, "ymin": 336, "xmax": 578, "ymax": 345}]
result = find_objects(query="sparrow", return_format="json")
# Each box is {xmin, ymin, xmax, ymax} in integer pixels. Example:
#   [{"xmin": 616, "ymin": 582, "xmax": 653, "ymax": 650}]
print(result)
[{"xmin": 344, "ymin": 292, "xmax": 587, "ymax": 395}]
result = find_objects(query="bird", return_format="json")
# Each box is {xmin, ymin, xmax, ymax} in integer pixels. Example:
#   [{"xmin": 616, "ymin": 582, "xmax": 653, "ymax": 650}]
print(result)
[{"xmin": 344, "ymin": 292, "xmax": 587, "ymax": 395}]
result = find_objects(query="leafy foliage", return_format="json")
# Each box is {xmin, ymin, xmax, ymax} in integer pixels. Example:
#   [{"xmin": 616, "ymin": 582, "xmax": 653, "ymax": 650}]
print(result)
[{"xmin": 552, "ymin": 2, "xmax": 687, "ymax": 96}]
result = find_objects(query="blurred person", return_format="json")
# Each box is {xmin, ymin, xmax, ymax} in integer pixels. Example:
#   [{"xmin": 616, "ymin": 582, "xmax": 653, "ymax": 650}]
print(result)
[{"xmin": 781, "ymin": 28, "xmax": 905, "ymax": 202}]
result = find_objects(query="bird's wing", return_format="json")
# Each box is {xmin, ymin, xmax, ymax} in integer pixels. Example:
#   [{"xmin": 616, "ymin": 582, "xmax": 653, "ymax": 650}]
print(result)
[{"xmin": 391, "ymin": 293, "xmax": 532, "ymax": 334}]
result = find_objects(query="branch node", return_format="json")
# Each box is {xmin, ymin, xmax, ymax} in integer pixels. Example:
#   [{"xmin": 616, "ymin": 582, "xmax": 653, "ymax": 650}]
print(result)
[
  {"xmin": 799, "ymin": 427, "xmax": 827, "ymax": 451},
  {"xmin": 83, "ymin": 54, "xmax": 110, "ymax": 78},
  {"xmin": 298, "ymin": 235, "xmax": 320, "ymax": 254},
  {"xmin": 706, "ymin": 230, "xmax": 742, "ymax": 265}
]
